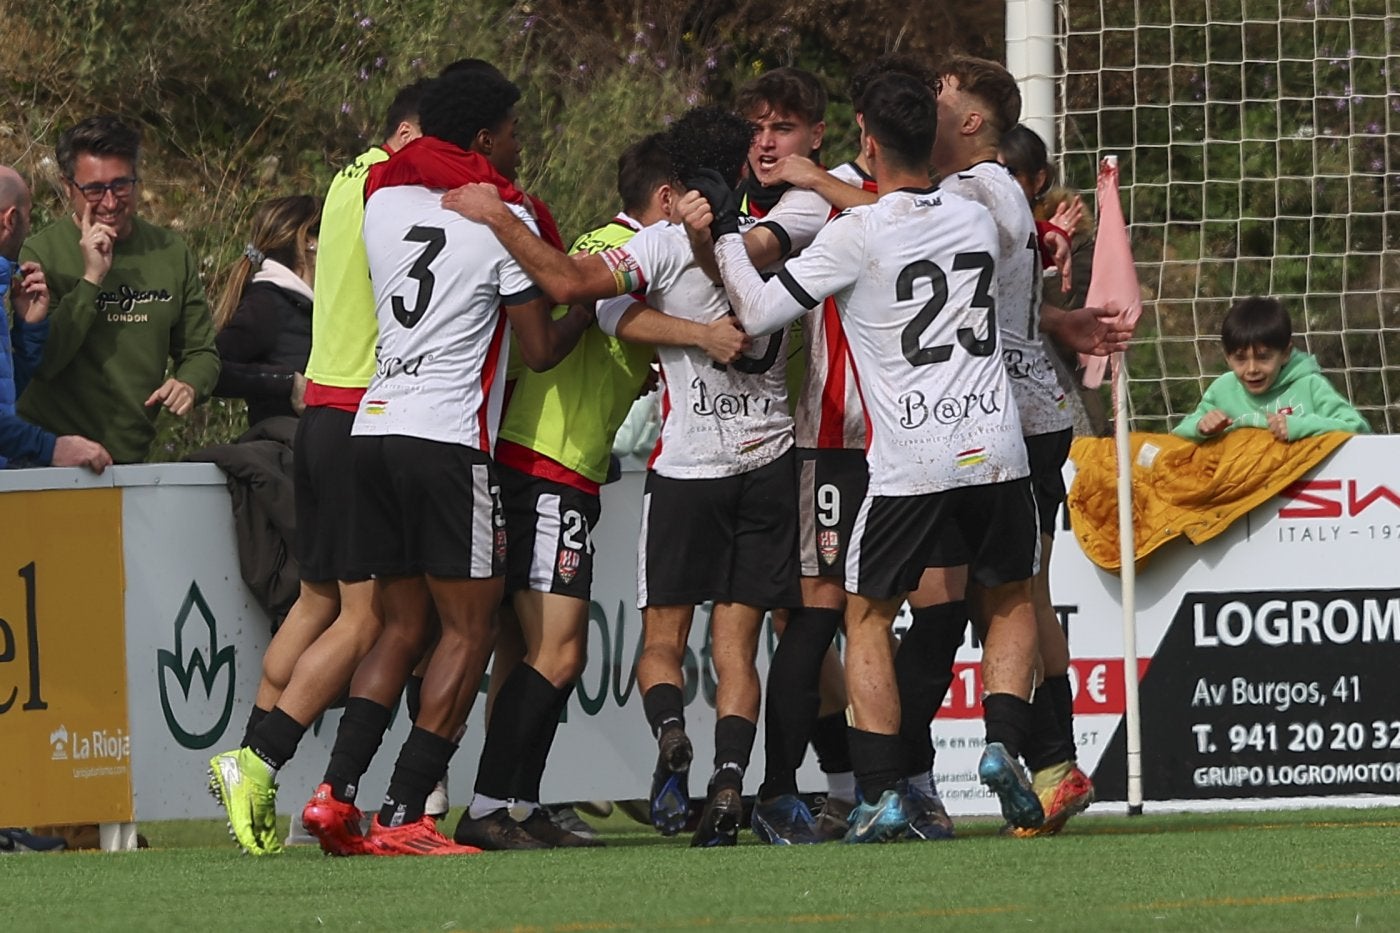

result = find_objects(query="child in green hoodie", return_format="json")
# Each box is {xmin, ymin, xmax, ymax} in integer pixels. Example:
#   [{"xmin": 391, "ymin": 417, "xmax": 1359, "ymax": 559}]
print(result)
[{"xmin": 1173, "ymin": 297, "xmax": 1370, "ymax": 442}]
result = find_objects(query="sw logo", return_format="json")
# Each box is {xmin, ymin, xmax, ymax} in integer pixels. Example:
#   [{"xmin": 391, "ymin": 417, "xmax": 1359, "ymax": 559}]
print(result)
[
  {"xmin": 1280, "ymin": 479, "xmax": 1400, "ymax": 520},
  {"xmin": 156, "ymin": 582, "xmax": 236, "ymax": 750},
  {"xmin": 50, "ymin": 725, "xmax": 69, "ymax": 760}
]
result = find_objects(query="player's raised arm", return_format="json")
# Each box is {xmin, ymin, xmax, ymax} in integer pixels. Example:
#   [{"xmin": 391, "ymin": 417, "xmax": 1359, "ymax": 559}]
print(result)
[
  {"xmin": 442, "ymin": 183, "xmax": 623, "ymax": 304},
  {"xmin": 686, "ymin": 170, "xmax": 855, "ymax": 337},
  {"xmin": 774, "ymin": 154, "xmax": 878, "ymax": 213}
]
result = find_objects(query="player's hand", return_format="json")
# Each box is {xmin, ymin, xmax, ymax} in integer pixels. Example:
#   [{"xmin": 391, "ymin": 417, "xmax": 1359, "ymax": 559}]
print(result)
[
  {"xmin": 638, "ymin": 361, "xmax": 660, "ymax": 397},
  {"xmin": 1267, "ymin": 411, "xmax": 1290, "ymax": 441},
  {"xmin": 773, "ymin": 154, "xmax": 824, "ymax": 190},
  {"xmin": 1048, "ymin": 305, "xmax": 1133, "ymax": 356},
  {"xmin": 442, "ymin": 183, "xmax": 508, "ymax": 224},
  {"xmin": 145, "ymin": 378, "xmax": 196, "ymax": 417},
  {"xmin": 51, "ymin": 435, "xmax": 113, "ymax": 473},
  {"xmin": 1198, "ymin": 409, "xmax": 1232, "ymax": 436},
  {"xmin": 78, "ymin": 201, "xmax": 116, "ymax": 286},
  {"xmin": 291, "ymin": 372, "xmax": 308, "ymax": 415},
  {"xmin": 12, "ymin": 261, "xmax": 50, "ymax": 323},
  {"xmin": 701, "ymin": 316, "xmax": 750, "ymax": 364},
  {"xmin": 685, "ymin": 169, "xmax": 740, "ymax": 239},
  {"xmin": 679, "ymin": 190, "xmax": 714, "ymax": 241}
]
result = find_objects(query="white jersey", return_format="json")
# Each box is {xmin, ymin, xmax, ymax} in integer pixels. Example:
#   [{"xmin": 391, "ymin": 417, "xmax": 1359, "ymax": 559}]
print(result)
[
  {"xmin": 793, "ymin": 161, "xmax": 873, "ymax": 450},
  {"xmin": 715, "ymin": 188, "xmax": 1028, "ymax": 497},
  {"xmin": 939, "ymin": 160, "xmax": 1072, "ymax": 436},
  {"xmin": 736, "ymin": 185, "xmax": 830, "ymax": 271},
  {"xmin": 603, "ymin": 221, "xmax": 793, "ymax": 479},
  {"xmin": 354, "ymin": 186, "xmax": 540, "ymax": 450}
]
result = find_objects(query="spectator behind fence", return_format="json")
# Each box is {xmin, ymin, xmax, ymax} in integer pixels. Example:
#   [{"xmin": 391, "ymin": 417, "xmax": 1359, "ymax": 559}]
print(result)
[
  {"xmin": 1173, "ymin": 296, "xmax": 1371, "ymax": 442},
  {"xmin": 0, "ymin": 164, "xmax": 110, "ymax": 472},
  {"xmin": 18, "ymin": 116, "xmax": 220, "ymax": 463},
  {"xmin": 212, "ymin": 195, "xmax": 320, "ymax": 428}
]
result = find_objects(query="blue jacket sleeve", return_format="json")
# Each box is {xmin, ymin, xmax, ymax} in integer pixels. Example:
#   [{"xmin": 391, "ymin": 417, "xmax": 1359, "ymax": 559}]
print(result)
[
  {"xmin": 11, "ymin": 318, "xmax": 50, "ymax": 398},
  {"xmin": 0, "ymin": 411, "xmax": 57, "ymax": 466}
]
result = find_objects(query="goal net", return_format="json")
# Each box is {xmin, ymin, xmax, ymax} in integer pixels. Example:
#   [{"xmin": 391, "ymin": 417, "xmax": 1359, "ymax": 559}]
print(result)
[{"xmin": 1058, "ymin": 0, "xmax": 1398, "ymax": 433}]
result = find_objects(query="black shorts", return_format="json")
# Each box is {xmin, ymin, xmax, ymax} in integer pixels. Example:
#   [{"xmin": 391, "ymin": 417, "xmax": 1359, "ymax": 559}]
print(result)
[
  {"xmin": 348, "ymin": 435, "xmax": 505, "ymax": 579},
  {"xmin": 500, "ymin": 465, "xmax": 600, "ymax": 599},
  {"xmin": 638, "ymin": 450, "xmax": 801, "ymax": 609},
  {"xmin": 293, "ymin": 406, "xmax": 369, "ymax": 584},
  {"xmin": 849, "ymin": 478, "xmax": 1040, "ymax": 600},
  {"xmin": 1025, "ymin": 428, "xmax": 1071, "ymax": 533},
  {"xmin": 797, "ymin": 447, "xmax": 869, "ymax": 579}
]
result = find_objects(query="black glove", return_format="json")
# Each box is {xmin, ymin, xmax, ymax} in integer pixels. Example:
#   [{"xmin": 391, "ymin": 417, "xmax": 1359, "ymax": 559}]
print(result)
[{"xmin": 685, "ymin": 168, "xmax": 741, "ymax": 239}]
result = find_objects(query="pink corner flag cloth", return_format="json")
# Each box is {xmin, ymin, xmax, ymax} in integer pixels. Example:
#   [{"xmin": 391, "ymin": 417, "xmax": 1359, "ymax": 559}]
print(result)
[{"xmin": 1080, "ymin": 157, "xmax": 1143, "ymax": 389}]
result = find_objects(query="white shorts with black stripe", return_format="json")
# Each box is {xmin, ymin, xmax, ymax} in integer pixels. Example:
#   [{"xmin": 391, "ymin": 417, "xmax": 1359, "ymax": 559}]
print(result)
[
  {"xmin": 500, "ymin": 464, "xmax": 599, "ymax": 599},
  {"xmin": 846, "ymin": 478, "xmax": 1040, "ymax": 600},
  {"xmin": 349, "ymin": 435, "xmax": 505, "ymax": 579}
]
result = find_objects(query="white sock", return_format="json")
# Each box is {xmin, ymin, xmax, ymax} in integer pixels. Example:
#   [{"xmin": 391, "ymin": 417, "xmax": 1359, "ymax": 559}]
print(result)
[
  {"xmin": 908, "ymin": 771, "xmax": 934, "ymax": 798},
  {"xmin": 468, "ymin": 793, "xmax": 511, "ymax": 820},
  {"xmin": 826, "ymin": 770, "xmax": 857, "ymax": 802}
]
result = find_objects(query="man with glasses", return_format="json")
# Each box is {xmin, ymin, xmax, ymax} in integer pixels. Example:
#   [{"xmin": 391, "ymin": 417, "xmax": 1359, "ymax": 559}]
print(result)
[{"xmin": 19, "ymin": 116, "xmax": 219, "ymax": 464}]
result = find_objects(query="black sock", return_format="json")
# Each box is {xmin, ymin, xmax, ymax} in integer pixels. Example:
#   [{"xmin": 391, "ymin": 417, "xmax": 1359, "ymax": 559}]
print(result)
[
  {"xmin": 761, "ymin": 607, "xmax": 841, "ymax": 799},
  {"xmin": 982, "ymin": 692, "xmax": 1035, "ymax": 760},
  {"xmin": 474, "ymin": 663, "xmax": 559, "ymax": 800},
  {"xmin": 1022, "ymin": 684, "xmax": 1075, "ymax": 772},
  {"xmin": 516, "ymin": 684, "xmax": 572, "ymax": 804},
  {"xmin": 405, "ymin": 675, "xmax": 424, "ymax": 723},
  {"xmin": 812, "ymin": 712, "xmax": 852, "ymax": 774},
  {"xmin": 323, "ymin": 697, "xmax": 393, "ymax": 804},
  {"xmin": 847, "ymin": 728, "xmax": 904, "ymax": 799},
  {"xmin": 642, "ymin": 683, "xmax": 685, "ymax": 738},
  {"xmin": 711, "ymin": 715, "xmax": 756, "ymax": 794},
  {"xmin": 248, "ymin": 707, "xmax": 307, "ymax": 771},
  {"xmin": 1045, "ymin": 674, "xmax": 1076, "ymax": 757},
  {"xmin": 380, "ymin": 727, "xmax": 458, "ymax": 827},
  {"xmin": 241, "ymin": 705, "xmax": 270, "ymax": 749},
  {"xmin": 895, "ymin": 601, "xmax": 967, "ymax": 774}
]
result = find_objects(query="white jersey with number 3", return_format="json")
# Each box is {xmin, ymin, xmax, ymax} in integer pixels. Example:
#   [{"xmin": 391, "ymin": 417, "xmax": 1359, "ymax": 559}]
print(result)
[
  {"xmin": 716, "ymin": 188, "xmax": 1027, "ymax": 497},
  {"xmin": 939, "ymin": 161, "xmax": 1072, "ymax": 436},
  {"xmin": 354, "ymin": 186, "xmax": 541, "ymax": 450}
]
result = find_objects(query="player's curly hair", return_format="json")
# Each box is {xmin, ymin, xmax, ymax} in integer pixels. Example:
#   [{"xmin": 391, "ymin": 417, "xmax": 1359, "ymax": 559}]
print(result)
[
  {"xmin": 418, "ymin": 69, "xmax": 521, "ymax": 152},
  {"xmin": 849, "ymin": 54, "xmax": 940, "ymax": 110},
  {"xmin": 661, "ymin": 107, "xmax": 754, "ymax": 190}
]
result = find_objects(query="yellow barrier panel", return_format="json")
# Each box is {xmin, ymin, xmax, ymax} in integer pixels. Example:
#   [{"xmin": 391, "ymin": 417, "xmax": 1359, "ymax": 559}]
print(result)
[{"xmin": 0, "ymin": 488, "xmax": 132, "ymax": 826}]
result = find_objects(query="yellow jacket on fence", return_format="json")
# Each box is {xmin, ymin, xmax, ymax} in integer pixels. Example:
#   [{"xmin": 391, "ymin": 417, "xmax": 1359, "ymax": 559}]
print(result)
[{"xmin": 1066, "ymin": 429, "xmax": 1351, "ymax": 572}]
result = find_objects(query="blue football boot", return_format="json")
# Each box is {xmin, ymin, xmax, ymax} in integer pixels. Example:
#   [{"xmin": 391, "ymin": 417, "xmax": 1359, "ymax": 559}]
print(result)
[
  {"xmin": 843, "ymin": 788, "xmax": 910, "ymax": 843},
  {"xmin": 977, "ymin": 742, "xmax": 1045, "ymax": 829},
  {"xmin": 751, "ymin": 793, "xmax": 821, "ymax": 845}
]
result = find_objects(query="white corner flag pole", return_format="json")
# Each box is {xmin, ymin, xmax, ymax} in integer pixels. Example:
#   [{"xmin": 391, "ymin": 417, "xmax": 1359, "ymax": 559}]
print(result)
[
  {"xmin": 1113, "ymin": 321, "xmax": 1144, "ymax": 816},
  {"xmin": 1102, "ymin": 154, "xmax": 1145, "ymax": 816}
]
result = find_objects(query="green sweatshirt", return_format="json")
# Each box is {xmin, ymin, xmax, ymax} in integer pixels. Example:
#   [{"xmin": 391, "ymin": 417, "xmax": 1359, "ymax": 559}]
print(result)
[
  {"xmin": 18, "ymin": 215, "xmax": 220, "ymax": 463},
  {"xmin": 1172, "ymin": 349, "xmax": 1370, "ymax": 442}
]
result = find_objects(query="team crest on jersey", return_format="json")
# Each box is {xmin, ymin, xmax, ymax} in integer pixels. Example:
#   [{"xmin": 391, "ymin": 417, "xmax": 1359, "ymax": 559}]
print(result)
[
  {"xmin": 818, "ymin": 530, "xmax": 840, "ymax": 566},
  {"xmin": 557, "ymin": 548, "xmax": 581, "ymax": 584},
  {"xmin": 494, "ymin": 529, "xmax": 508, "ymax": 563}
]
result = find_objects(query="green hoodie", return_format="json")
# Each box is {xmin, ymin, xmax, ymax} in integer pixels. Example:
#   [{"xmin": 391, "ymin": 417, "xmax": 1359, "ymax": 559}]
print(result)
[
  {"xmin": 18, "ymin": 215, "xmax": 220, "ymax": 463},
  {"xmin": 1172, "ymin": 349, "xmax": 1370, "ymax": 442}
]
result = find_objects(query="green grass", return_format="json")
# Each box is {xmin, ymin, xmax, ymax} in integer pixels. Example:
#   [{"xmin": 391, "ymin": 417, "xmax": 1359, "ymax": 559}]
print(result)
[{"xmin": 5, "ymin": 807, "xmax": 1400, "ymax": 931}]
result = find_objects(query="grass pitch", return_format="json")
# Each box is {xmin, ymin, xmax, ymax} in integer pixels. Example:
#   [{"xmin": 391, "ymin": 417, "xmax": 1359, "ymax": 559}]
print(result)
[{"xmin": 4, "ymin": 806, "xmax": 1399, "ymax": 931}]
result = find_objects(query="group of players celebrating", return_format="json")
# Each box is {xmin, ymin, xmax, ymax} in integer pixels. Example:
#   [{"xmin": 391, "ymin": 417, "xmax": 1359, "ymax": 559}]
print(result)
[{"xmin": 207, "ymin": 51, "xmax": 1130, "ymax": 856}]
